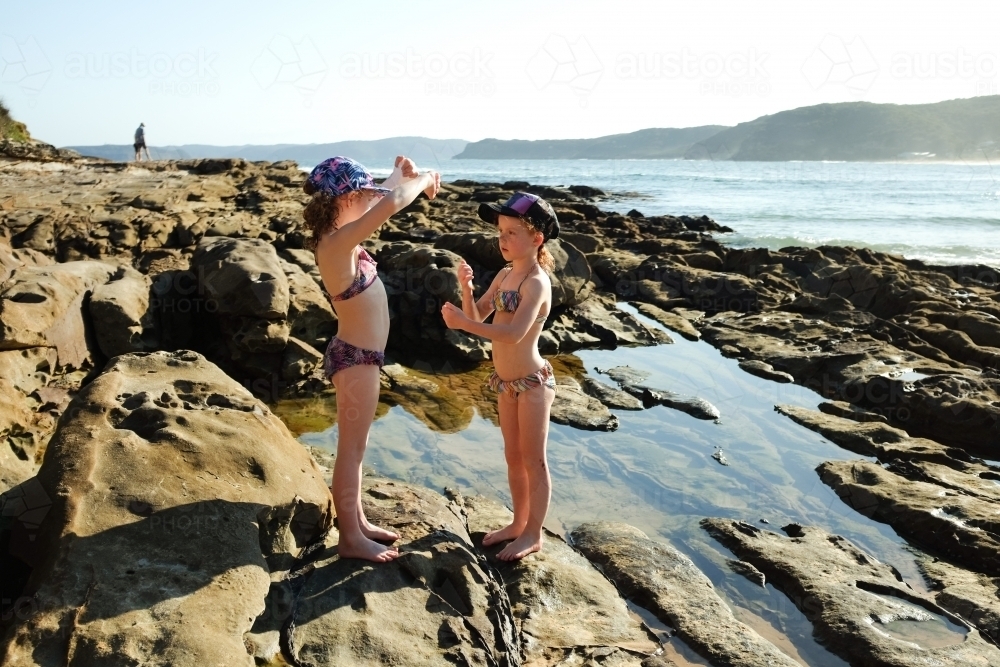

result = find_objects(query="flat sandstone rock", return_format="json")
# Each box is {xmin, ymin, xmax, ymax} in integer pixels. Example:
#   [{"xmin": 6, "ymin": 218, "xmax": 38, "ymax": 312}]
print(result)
[
  {"xmin": 461, "ymin": 494, "xmax": 658, "ymax": 665},
  {"xmin": 571, "ymin": 521, "xmax": 800, "ymax": 667},
  {"xmin": 818, "ymin": 459, "xmax": 1000, "ymax": 575},
  {"xmin": 702, "ymin": 518, "xmax": 1000, "ymax": 666}
]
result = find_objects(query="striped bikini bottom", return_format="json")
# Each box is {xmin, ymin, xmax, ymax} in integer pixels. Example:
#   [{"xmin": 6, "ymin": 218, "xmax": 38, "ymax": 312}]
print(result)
[
  {"xmin": 323, "ymin": 336, "xmax": 385, "ymax": 380},
  {"xmin": 487, "ymin": 360, "xmax": 555, "ymax": 397}
]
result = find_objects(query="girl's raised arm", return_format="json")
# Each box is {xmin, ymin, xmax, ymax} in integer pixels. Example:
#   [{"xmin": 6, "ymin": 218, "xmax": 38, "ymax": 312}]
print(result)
[
  {"xmin": 332, "ymin": 171, "xmax": 440, "ymax": 250},
  {"xmin": 460, "ymin": 261, "xmax": 504, "ymax": 323}
]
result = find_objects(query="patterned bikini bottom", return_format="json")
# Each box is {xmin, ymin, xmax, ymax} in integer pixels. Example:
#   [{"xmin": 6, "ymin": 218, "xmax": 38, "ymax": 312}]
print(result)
[
  {"xmin": 487, "ymin": 360, "xmax": 556, "ymax": 398},
  {"xmin": 323, "ymin": 336, "xmax": 385, "ymax": 380}
]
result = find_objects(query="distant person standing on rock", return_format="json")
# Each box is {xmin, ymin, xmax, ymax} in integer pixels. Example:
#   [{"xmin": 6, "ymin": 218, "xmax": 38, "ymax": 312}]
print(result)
[
  {"xmin": 133, "ymin": 123, "xmax": 150, "ymax": 161},
  {"xmin": 303, "ymin": 155, "xmax": 440, "ymax": 562}
]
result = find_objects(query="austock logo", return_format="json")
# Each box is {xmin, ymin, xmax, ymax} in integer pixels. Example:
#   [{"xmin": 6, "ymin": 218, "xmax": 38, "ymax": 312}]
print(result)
[
  {"xmin": 801, "ymin": 34, "xmax": 879, "ymax": 94},
  {"xmin": 525, "ymin": 35, "xmax": 603, "ymax": 106},
  {"xmin": 251, "ymin": 35, "xmax": 327, "ymax": 99},
  {"xmin": 0, "ymin": 34, "xmax": 51, "ymax": 95}
]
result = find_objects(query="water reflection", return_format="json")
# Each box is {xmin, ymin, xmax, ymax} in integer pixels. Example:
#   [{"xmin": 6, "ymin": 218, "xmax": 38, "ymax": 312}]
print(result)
[{"xmin": 280, "ymin": 307, "xmax": 925, "ymax": 667}]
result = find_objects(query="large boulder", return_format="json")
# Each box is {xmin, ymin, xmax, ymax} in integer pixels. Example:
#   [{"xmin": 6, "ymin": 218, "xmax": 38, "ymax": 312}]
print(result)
[
  {"xmin": 88, "ymin": 265, "xmax": 156, "ymax": 357},
  {"xmin": 273, "ymin": 483, "xmax": 661, "ymax": 667},
  {"xmin": 191, "ymin": 237, "xmax": 289, "ymax": 319},
  {"xmin": 190, "ymin": 238, "xmax": 292, "ymax": 372},
  {"xmin": 279, "ymin": 258, "xmax": 336, "ymax": 351},
  {"xmin": 434, "ymin": 232, "xmax": 594, "ymax": 308},
  {"xmin": 286, "ymin": 480, "xmax": 520, "ymax": 667},
  {"xmin": 0, "ymin": 351, "xmax": 332, "ymax": 666},
  {"xmin": 377, "ymin": 242, "xmax": 490, "ymax": 361},
  {"xmin": 0, "ymin": 260, "xmax": 117, "ymax": 369}
]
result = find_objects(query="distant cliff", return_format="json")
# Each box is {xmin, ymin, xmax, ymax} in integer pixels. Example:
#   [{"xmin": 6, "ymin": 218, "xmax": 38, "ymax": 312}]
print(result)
[
  {"xmin": 61, "ymin": 95, "xmax": 1000, "ymax": 165},
  {"xmin": 685, "ymin": 96, "xmax": 1000, "ymax": 161},
  {"xmin": 454, "ymin": 127, "xmax": 727, "ymax": 159}
]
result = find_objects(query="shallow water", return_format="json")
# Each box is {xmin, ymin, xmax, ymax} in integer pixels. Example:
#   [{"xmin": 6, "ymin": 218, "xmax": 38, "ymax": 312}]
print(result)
[
  {"xmin": 279, "ymin": 306, "xmax": 936, "ymax": 664},
  {"xmin": 880, "ymin": 368, "xmax": 931, "ymax": 383},
  {"xmin": 874, "ymin": 618, "xmax": 968, "ymax": 648}
]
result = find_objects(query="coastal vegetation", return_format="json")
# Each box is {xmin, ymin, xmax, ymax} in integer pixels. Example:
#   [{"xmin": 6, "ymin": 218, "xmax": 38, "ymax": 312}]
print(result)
[{"xmin": 0, "ymin": 100, "xmax": 30, "ymax": 143}]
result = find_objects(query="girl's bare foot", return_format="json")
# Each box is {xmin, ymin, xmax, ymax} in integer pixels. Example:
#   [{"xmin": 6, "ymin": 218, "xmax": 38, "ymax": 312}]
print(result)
[
  {"xmin": 360, "ymin": 520, "xmax": 400, "ymax": 543},
  {"xmin": 482, "ymin": 523, "xmax": 525, "ymax": 547},
  {"xmin": 338, "ymin": 535, "xmax": 400, "ymax": 563},
  {"xmin": 357, "ymin": 504, "xmax": 400, "ymax": 542},
  {"xmin": 496, "ymin": 533, "xmax": 543, "ymax": 561}
]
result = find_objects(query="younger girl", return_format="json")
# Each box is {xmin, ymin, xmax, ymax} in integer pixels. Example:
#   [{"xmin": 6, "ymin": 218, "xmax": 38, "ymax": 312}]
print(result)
[
  {"xmin": 304, "ymin": 156, "xmax": 440, "ymax": 562},
  {"xmin": 441, "ymin": 192, "xmax": 560, "ymax": 561}
]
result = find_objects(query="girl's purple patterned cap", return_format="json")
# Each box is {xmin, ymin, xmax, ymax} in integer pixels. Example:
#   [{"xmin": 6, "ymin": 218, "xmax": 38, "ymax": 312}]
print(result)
[
  {"xmin": 478, "ymin": 192, "xmax": 560, "ymax": 241},
  {"xmin": 307, "ymin": 156, "xmax": 391, "ymax": 197}
]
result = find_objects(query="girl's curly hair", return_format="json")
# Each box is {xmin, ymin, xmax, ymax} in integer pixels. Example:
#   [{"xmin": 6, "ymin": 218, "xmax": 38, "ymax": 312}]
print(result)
[
  {"xmin": 301, "ymin": 180, "xmax": 352, "ymax": 251},
  {"xmin": 515, "ymin": 218, "xmax": 556, "ymax": 272}
]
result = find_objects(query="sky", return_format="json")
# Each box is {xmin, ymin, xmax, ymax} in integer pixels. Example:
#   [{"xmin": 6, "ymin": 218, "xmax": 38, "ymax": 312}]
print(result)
[{"xmin": 2, "ymin": 0, "xmax": 999, "ymax": 146}]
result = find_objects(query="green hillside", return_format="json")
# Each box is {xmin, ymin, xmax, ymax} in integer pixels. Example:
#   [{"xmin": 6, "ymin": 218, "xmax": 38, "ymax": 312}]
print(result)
[
  {"xmin": 0, "ymin": 100, "xmax": 30, "ymax": 142},
  {"xmin": 454, "ymin": 127, "xmax": 727, "ymax": 159},
  {"xmin": 685, "ymin": 96, "xmax": 1000, "ymax": 161}
]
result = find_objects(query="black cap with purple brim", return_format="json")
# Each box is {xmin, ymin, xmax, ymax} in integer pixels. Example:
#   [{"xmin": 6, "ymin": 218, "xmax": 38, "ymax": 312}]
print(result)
[{"xmin": 477, "ymin": 192, "xmax": 560, "ymax": 241}]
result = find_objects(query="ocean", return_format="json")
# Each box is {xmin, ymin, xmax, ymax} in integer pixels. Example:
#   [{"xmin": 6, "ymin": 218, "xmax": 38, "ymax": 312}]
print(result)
[{"xmin": 371, "ymin": 158, "xmax": 1000, "ymax": 269}]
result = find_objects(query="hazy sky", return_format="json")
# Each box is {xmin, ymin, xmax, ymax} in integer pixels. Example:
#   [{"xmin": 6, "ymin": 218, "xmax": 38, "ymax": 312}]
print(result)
[{"xmin": 2, "ymin": 0, "xmax": 999, "ymax": 146}]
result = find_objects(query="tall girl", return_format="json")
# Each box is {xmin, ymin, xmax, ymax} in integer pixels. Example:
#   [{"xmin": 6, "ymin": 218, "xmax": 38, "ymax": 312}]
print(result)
[
  {"xmin": 303, "ymin": 156, "xmax": 440, "ymax": 562},
  {"xmin": 441, "ymin": 192, "xmax": 560, "ymax": 561}
]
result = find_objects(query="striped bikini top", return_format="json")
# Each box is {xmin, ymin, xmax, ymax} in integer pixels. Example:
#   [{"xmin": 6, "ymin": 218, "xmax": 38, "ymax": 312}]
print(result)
[
  {"xmin": 329, "ymin": 246, "xmax": 378, "ymax": 302},
  {"xmin": 492, "ymin": 264, "xmax": 547, "ymax": 324}
]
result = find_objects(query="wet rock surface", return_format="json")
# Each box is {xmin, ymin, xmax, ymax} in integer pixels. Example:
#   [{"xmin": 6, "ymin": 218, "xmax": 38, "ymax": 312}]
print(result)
[
  {"xmin": 738, "ymin": 359, "xmax": 794, "ymax": 383},
  {"xmin": 702, "ymin": 518, "xmax": 1000, "ymax": 666},
  {"xmin": 572, "ymin": 521, "xmax": 800, "ymax": 667},
  {"xmin": 581, "ymin": 376, "xmax": 645, "ymax": 411},
  {"xmin": 775, "ymin": 404, "xmax": 964, "ymax": 465},
  {"xmin": 818, "ymin": 459, "xmax": 1000, "ymax": 575},
  {"xmin": 919, "ymin": 557, "xmax": 1000, "ymax": 644},
  {"xmin": 551, "ymin": 376, "xmax": 621, "ymax": 432},
  {"xmin": 630, "ymin": 302, "xmax": 701, "ymax": 341},
  {"xmin": 596, "ymin": 365, "xmax": 721, "ymax": 421}
]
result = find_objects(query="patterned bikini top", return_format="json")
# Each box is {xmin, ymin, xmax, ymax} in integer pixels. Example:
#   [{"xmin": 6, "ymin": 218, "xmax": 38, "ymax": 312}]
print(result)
[
  {"xmin": 329, "ymin": 246, "xmax": 378, "ymax": 302},
  {"xmin": 492, "ymin": 264, "xmax": 547, "ymax": 324}
]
